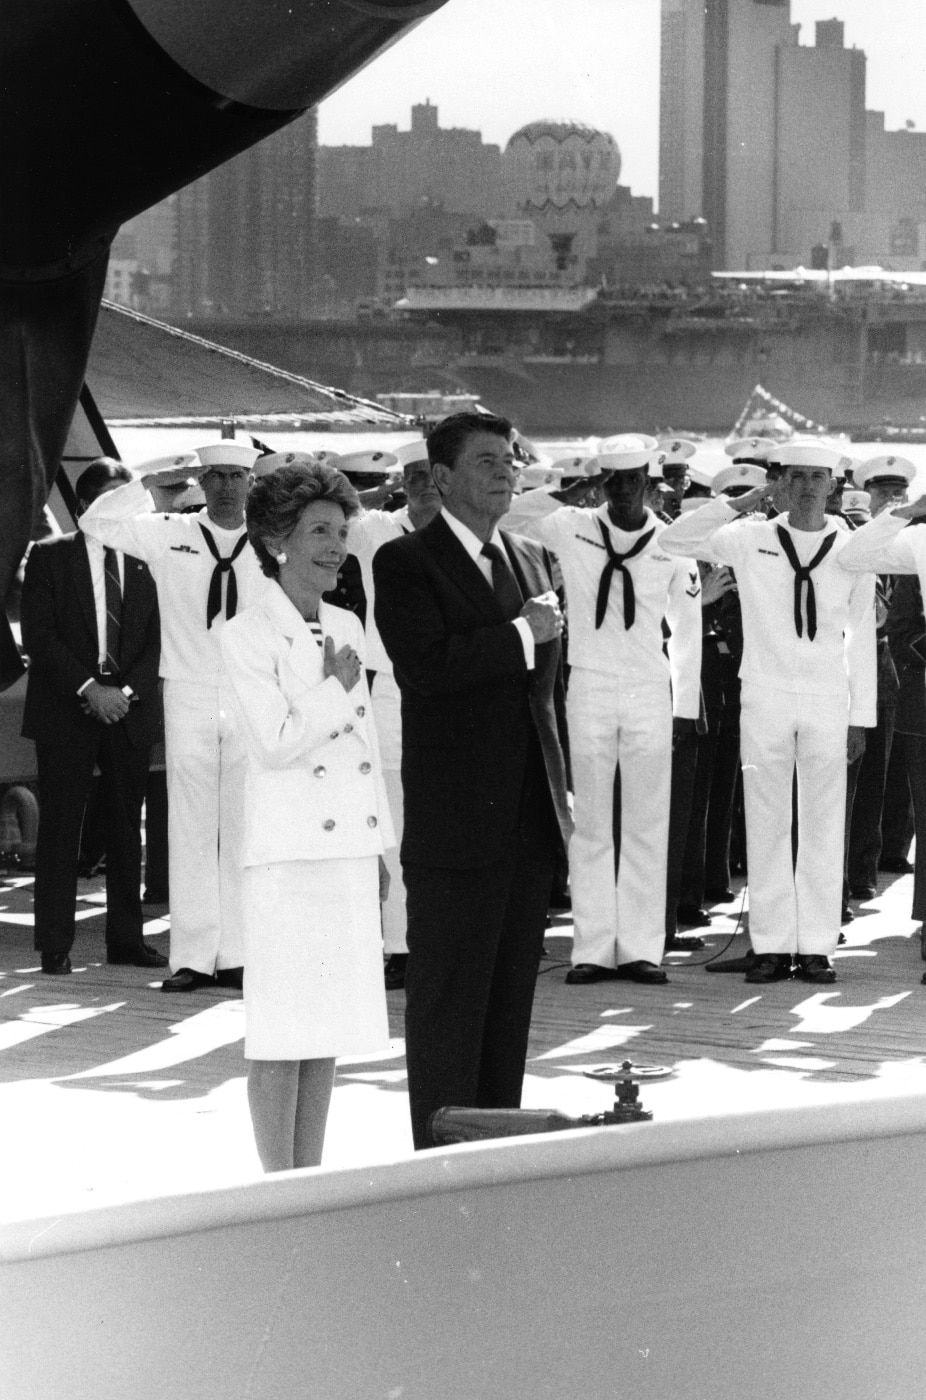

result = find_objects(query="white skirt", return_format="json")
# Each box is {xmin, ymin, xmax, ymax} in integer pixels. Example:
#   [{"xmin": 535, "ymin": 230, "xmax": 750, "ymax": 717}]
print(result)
[{"xmin": 241, "ymin": 856, "xmax": 390, "ymax": 1060}]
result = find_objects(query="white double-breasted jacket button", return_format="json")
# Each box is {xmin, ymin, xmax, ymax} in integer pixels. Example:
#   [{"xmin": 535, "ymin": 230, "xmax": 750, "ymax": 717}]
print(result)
[
  {"xmin": 314, "ymin": 765, "xmax": 326, "ymax": 778},
  {"xmin": 323, "ymin": 819, "xmax": 336, "ymax": 831},
  {"xmin": 356, "ymin": 706, "xmax": 366, "ymax": 717},
  {"xmin": 344, "ymin": 723, "xmax": 354, "ymax": 733},
  {"xmin": 329, "ymin": 730, "xmax": 339, "ymax": 740},
  {"xmin": 367, "ymin": 815, "xmax": 378, "ymax": 828},
  {"xmin": 359, "ymin": 761, "xmax": 372, "ymax": 774}
]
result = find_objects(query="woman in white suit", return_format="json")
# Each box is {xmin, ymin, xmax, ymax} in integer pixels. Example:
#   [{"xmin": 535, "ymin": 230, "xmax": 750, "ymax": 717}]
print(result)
[{"xmin": 220, "ymin": 463, "xmax": 394, "ymax": 1171}]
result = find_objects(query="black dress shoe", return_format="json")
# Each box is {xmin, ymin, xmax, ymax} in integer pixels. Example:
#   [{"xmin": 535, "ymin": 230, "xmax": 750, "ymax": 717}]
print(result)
[
  {"xmin": 142, "ymin": 888, "xmax": 169, "ymax": 905},
  {"xmin": 214, "ymin": 967, "xmax": 244, "ymax": 990},
  {"xmin": 879, "ymin": 856, "xmax": 914, "ymax": 874},
  {"xmin": 107, "ymin": 942, "xmax": 169, "ymax": 969},
  {"xmin": 665, "ymin": 933, "xmax": 706, "ymax": 951},
  {"xmin": 384, "ymin": 954, "xmax": 407, "ymax": 990},
  {"xmin": 795, "ymin": 954, "xmax": 836, "ymax": 984},
  {"xmin": 850, "ymin": 884, "xmax": 877, "ymax": 902},
  {"xmin": 40, "ymin": 951, "xmax": 72, "ymax": 975},
  {"xmin": 744, "ymin": 954, "xmax": 793, "ymax": 984},
  {"xmin": 705, "ymin": 887, "xmax": 735, "ymax": 904},
  {"xmin": 160, "ymin": 967, "xmax": 216, "ymax": 993},
  {"xmin": 841, "ymin": 904, "xmax": 855, "ymax": 924},
  {"xmin": 565, "ymin": 963, "xmax": 619, "ymax": 984},
  {"xmin": 676, "ymin": 904, "xmax": 711, "ymax": 928},
  {"xmin": 614, "ymin": 960, "xmax": 669, "ymax": 985}
]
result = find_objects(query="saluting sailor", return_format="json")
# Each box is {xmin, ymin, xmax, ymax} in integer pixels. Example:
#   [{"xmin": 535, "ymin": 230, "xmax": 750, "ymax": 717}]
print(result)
[
  {"xmin": 526, "ymin": 443, "xmax": 703, "ymax": 985},
  {"xmin": 79, "ymin": 442, "xmax": 269, "ymax": 991},
  {"xmin": 345, "ymin": 440, "xmax": 442, "ymax": 988},
  {"xmin": 662, "ymin": 441, "xmax": 877, "ymax": 984}
]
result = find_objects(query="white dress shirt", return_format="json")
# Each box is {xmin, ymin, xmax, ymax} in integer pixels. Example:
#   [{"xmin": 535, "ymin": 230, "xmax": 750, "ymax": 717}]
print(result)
[
  {"xmin": 83, "ymin": 535, "xmax": 125, "ymax": 671},
  {"xmin": 440, "ymin": 508, "xmax": 535, "ymax": 669}
]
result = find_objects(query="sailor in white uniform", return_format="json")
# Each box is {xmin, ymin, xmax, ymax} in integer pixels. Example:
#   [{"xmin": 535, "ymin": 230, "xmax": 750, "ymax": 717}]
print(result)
[
  {"xmin": 346, "ymin": 440, "xmax": 442, "ymax": 987},
  {"xmin": 661, "ymin": 441, "xmax": 877, "ymax": 983},
  {"xmin": 79, "ymin": 442, "xmax": 269, "ymax": 991},
  {"xmin": 525, "ymin": 445, "xmax": 703, "ymax": 984}
]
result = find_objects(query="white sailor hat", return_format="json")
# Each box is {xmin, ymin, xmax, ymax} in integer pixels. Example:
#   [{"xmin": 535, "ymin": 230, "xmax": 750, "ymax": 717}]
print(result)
[
  {"xmin": 689, "ymin": 463, "xmax": 714, "ymax": 490},
  {"xmin": 393, "ymin": 439, "xmax": 430, "ymax": 469},
  {"xmin": 713, "ymin": 463, "xmax": 767, "ymax": 495},
  {"xmin": 832, "ymin": 454, "xmax": 858, "ymax": 483},
  {"xmin": 196, "ymin": 442, "xmax": 262, "ymax": 471},
  {"xmin": 853, "ymin": 454, "xmax": 917, "ymax": 491},
  {"xmin": 843, "ymin": 489, "xmax": 872, "ymax": 514},
  {"xmin": 311, "ymin": 449, "xmax": 343, "ymax": 468},
  {"xmin": 596, "ymin": 447, "xmax": 654, "ymax": 473},
  {"xmin": 658, "ymin": 437, "xmax": 698, "ymax": 466},
  {"xmin": 252, "ymin": 450, "xmax": 319, "ymax": 479},
  {"xmin": 724, "ymin": 436, "xmax": 777, "ymax": 464},
  {"xmin": 337, "ymin": 448, "xmax": 399, "ymax": 477},
  {"xmin": 133, "ymin": 451, "xmax": 199, "ymax": 477},
  {"xmin": 776, "ymin": 440, "xmax": 845, "ymax": 472},
  {"xmin": 599, "ymin": 432, "xmax": 659, "ymax": 454}
]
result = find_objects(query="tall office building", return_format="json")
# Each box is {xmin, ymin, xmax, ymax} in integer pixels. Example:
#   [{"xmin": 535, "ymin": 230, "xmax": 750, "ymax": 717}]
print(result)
[
  {"xmin": 174, "ymin": 110, "xmax": 318, "ymax": 317},
  {"xmin": 659, "ymin": 1, "xmax": 867, "ymax": 269},
  {"xmin": 318, "ymin": 102, "xmax": 504, "ymax": 219}
]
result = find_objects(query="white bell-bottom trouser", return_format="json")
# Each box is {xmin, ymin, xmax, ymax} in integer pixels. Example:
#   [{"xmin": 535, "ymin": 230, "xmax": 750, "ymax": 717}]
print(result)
[
  {"xmin": 740, "ymin": 683, "xmax": 847, "ymax": 956},
  {"xmin": 163, "ymin": 679, "xmax": 246, "ymax": 975},
  {"xmin": 568, "ymin": 668, "xmax": 672, "ymax": 968},
  {"xmin": 371, "ymin": 671, "xmax": 407, "ymax": 955}
]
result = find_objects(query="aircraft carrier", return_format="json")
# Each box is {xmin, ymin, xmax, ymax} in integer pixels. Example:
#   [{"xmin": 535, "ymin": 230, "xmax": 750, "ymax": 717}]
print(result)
[{"xmin": 178, "ymin": 282, "xmax": 926, "ymax": 437}]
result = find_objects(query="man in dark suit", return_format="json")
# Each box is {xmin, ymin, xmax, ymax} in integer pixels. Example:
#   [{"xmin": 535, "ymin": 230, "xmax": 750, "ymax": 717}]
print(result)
[
  {"xmin": 373, "ymin": 412, "xmax": 572, "ymax": 1149},
  {"xmin": 20, "ymin": 459, "xmax": 167, "ymax": 975}
]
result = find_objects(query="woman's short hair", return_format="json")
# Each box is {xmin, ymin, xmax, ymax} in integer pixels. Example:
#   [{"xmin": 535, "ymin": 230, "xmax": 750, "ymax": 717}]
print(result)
[{"xmin": 246, "ymin": 463, "xmax": 360, "ymax": 579}]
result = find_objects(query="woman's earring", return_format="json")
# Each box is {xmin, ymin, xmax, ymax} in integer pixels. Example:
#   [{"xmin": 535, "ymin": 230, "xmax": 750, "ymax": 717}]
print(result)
[{"xmin": 277, "ymin": 552, "xmax": 287, "ymax": 565}]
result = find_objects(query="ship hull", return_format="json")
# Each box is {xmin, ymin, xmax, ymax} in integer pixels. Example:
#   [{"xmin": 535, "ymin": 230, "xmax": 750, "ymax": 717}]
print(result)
[{"xmin": 175, "ymin": 311, "xmax": 926, "ymax": 435}]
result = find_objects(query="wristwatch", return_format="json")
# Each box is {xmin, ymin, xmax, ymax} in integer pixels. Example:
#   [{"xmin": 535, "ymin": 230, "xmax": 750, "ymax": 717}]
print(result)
[{"xmin": 120, "ymin": 686, "xmax": 139, "ymax": 704}]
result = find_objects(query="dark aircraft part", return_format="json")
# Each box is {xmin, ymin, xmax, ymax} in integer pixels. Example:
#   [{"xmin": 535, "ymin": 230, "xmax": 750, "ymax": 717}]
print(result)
[{"xmin": 0, "ymin": 0, "xmax": 447, "ymax": 684}]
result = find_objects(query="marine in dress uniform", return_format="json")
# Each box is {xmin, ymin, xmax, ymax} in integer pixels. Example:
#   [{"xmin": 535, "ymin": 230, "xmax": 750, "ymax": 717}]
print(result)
[
  {"xmin": 346, "ymin": 440, "xmax": 442, "ymax": 987},
  {"xmin": 526, "ymin": 445, "xmax": 703, "ymax": 984},
  {"xmin": 662, "ymin": 441, "xmax": 877, "ymax": 984},
  {"xmin": 79, "ymin": 442, "xmax": 269, "ymax": 991}
]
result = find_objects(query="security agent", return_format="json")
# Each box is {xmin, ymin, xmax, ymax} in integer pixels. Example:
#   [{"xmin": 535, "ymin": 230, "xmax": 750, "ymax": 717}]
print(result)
[
  {"xmin": 21, "ymin": 459, "xmax": 167, "ymax": 974},
  {"xmin": 79, "ymin": 442, "xmax": 269, "ymax": 991},
  {"xmin": 662, "ymin": 441, "xmax": 876, "ymax": 984}
]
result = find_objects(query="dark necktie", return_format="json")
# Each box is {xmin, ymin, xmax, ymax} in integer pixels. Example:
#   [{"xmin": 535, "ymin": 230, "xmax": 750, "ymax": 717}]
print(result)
[
  {"xmin": 775, "ymin": 525, "xmax": 837, "ymax": 640},
  {"xmin": 103, "ymin": 547, "xmax": 122, "ymax": 672},
  {"xmin": 199, "ymin": 525, "xmax": 248, "ymax": 629},
  {"xmin": 595, "ymin": 519, "xmax": 656, "ymax": 630},
  {"xmin": 480, "ymin": 541, "xmax": 524, "ymax": 621}
]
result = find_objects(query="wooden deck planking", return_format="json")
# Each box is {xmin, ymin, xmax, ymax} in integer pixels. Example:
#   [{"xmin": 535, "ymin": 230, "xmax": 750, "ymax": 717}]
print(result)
[{"xmin": 1, "ymin": 867, "xmax": 925, "ymax": 1222}]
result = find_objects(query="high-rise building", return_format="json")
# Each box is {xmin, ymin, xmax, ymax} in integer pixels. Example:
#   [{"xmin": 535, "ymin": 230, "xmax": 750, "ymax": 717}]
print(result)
[
  {"xmin": 660, "ymin": 1, "xmax": 924, "ymax": 271},
  {"xmin": 318, "ymin": 102, "xmax": 504, "ymax": 219},
  {"xmin": 174, "ymin": 110, "xmax": 318, "ymax": 317}
]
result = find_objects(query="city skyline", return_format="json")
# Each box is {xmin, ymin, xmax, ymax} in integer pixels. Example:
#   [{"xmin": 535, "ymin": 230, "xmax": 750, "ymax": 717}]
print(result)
[{"xmin": 318, "ymin": 0, "xmax": 926, "ymax": 201}]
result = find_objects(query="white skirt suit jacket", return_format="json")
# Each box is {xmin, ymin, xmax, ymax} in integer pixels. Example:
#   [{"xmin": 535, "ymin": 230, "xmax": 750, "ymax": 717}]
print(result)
[{"xmin": 220, "ymin": 584, "xmax": 394, "ymax": 1059}]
